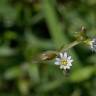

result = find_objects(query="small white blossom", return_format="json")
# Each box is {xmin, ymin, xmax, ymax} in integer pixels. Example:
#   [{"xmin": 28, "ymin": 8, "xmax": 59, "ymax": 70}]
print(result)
[
  {"xmin": 89, "ymin": 38, "xmax": 96, "ymax": 52},
  {"xmin": 54, "ymin": 52, "xmax": 73, "ymax": 70}
]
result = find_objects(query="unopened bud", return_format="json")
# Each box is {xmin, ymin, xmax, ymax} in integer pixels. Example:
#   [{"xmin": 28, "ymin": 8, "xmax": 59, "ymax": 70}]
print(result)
[
  {"xmin": 75, "ymin": 26, "xmax": 87, "ymax": 41},
  {"xmin": 40, "ymin": 51, "xmax": 57, "ymax": 61},
  {"xmin": 81, "ymin": 26, "xmax": 86, "ymax": 32}
]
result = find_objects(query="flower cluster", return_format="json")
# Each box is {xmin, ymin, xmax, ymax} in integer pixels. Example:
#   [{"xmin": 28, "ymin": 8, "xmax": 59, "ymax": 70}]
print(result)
[{"xmin": 40, "ymin": 26, "xmax": 96, "ymax": 72}]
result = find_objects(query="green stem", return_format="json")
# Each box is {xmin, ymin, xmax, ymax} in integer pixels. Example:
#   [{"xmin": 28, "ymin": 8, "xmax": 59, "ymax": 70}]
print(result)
[{"xmin": 60, "ymin": 41, "xmax": 81, "ymax": 52}]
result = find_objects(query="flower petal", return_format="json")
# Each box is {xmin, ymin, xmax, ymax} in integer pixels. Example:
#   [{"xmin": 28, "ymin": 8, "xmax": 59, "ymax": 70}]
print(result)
[
  {"xmin": 68, "ymin": 62, "xmax": 72, "ymax": 66},
  {"xmin": 55, "ymin": 61, "xmax": 60, "ymax": 65},
  {"xmin": 68, "ymin": 56, "xmax": 71, "ymax": 60},
  {"xmin": 64, "ymin": 52, "xmax": 67, "ymax": 58},
  {"xmin": 66, "ymin": 66, "xmax": 70, "ymax": 69},
  {"xmin": 60, "ymin": 65, "xmax": 64, "ymax": 69},
  {"xmin": 64, "ymin": 66, "xmax": 67, "ymax": 70},
  {"xmin": 60, "ymin": 53, "xmax": 63, "ymax": 58},
  {"xmin": 70, "ymin": 59, "xmax": 73, "ymax": 63},
  {"xmin": 56, "ymin": 58, "xmax": 60, "ymax": 61}
]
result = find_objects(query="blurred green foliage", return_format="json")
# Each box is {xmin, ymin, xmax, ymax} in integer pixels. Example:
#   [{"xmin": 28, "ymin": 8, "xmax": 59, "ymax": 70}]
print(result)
[{"xmin": 0, "ymin": 0, "xmax": 96, "ymax": 96}]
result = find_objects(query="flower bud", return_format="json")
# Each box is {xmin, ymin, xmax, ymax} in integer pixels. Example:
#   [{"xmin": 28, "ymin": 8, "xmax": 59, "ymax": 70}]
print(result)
[{"xmin": 40, "ymin": 51, "xmax": 57, "ymax": 61}]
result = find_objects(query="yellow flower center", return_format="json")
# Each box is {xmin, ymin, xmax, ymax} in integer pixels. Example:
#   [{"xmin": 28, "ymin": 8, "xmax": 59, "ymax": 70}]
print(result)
[{"xmin": 61, "ymin": 59, "xmax": 68, "ymax": 65}]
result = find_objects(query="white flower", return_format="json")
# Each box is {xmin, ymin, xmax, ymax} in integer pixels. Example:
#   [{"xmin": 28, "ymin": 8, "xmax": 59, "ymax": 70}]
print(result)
[
  {"xmin": 54, "ymin": 52, "xmax": 73, "ymax": 70},
  {"xmin": 89, "ymin": 38, "xmax": 96, "ymax": 52}
]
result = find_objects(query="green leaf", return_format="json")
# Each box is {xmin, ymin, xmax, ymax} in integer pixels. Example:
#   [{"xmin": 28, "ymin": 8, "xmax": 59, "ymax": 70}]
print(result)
[
  {"xmin": 28, "ymin": 64, "xmax": 40, "ymax": 84},
  {"xmin": 0, "ymin": 47, "xmax": 16, "ymax": 56},
  {"xmin": 4, "ymin": 66, "xmax": 22, "ymax": 79},
  {"xmin": 37, "ymin": 79, "xmax": 65, "ymax": 92},
  {"xmin": 0, "ymin": 0, "xmax": 20, "ymax": 27},
  {"xmin": 18, "ymin": 79, "xmax": 30, "ymax": 95},
  {"xmin": 70, "ymin": 66, "xmax": 94, "ymax": 83},
  {"xmin": 42, "ymin": 0, "xmax": 65, "ymax": 48}
]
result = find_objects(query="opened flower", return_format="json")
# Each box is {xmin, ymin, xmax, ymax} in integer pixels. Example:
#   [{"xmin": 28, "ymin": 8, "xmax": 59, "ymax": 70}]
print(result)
[
  {"xmin": 55, "ymin": 52, "xmax": 73, "ymax": 70},
  {"xmin": 89, "ymin": 38, "xmax": 96, "ymax": 52}
]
